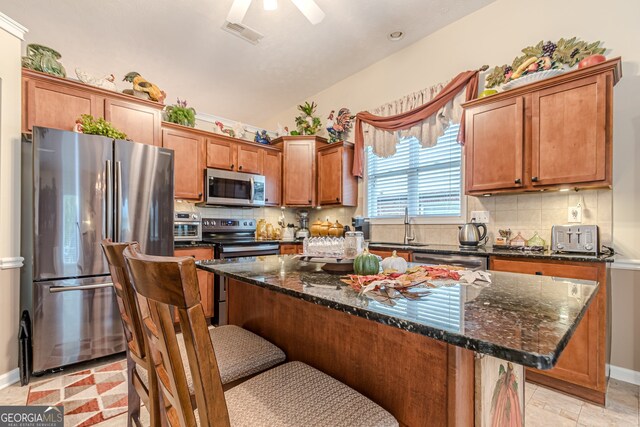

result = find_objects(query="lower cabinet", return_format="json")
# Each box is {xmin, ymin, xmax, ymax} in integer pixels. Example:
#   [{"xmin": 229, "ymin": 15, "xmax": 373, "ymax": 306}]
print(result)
[
  {"xmin": 280, "ymin": 243, "xmax": 303, "ymax": 255},
  {"xmin": 368, "ymin": 249, "xmax": 412, "ymax": 262},
  {"xmin": 174, "ymin": 247, "xmax": 215, "ymax": 319},
  {"xmin": 490, "ymin": 257, "xmax": 607, "ymax": 405}
]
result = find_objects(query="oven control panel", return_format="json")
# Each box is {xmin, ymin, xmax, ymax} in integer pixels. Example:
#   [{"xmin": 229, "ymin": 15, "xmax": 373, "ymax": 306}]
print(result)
[{"xmin": 202, "ymin": 218, "xmax": 256, "ymax": 233}]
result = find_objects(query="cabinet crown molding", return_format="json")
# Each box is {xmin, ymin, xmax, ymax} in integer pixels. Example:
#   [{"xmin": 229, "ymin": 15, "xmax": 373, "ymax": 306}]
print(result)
[{"xmin": 0, "ymin": 12, "xmax": 27, "ymax": 40}]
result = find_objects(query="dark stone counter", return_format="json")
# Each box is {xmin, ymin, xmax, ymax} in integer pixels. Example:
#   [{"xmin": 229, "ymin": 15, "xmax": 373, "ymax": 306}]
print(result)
[
  {"xmin": 198, "ymin": 255, "xmax": 599, "ymax": 369},
  {"xmin": 369, "ymin": 242, "xmax": 614, "ymax": 263}
]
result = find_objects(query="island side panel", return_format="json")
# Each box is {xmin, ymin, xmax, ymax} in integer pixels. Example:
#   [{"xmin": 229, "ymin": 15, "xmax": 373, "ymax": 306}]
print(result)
[{"xmin": 227, "ymin": 278, "xmax": 475, "ymax": 427}]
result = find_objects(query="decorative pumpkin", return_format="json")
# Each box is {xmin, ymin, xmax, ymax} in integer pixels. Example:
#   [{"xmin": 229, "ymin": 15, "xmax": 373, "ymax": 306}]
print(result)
[
  {"xmin": 353, "ymin": 249, "xmax": 380, "ymax": 276},
  {"xmin": 381, "ymin": 251, "xmax": 408, "ymax": 274}
]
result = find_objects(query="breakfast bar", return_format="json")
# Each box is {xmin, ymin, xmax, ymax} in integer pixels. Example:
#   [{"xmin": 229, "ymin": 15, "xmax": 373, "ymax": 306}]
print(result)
[{"xmin": 199, "ymin": 255, "xmax": 599, "ymax": 426}]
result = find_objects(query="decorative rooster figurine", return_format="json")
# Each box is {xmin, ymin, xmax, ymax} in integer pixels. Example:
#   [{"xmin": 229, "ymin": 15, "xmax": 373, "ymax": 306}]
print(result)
[
  {"xmin": 123, "ymin": 72, "xmax": 166, "ymax": 103},
  {"xmin": 326, "ymin": 107, "xmax": 355, "ymax": 143},
  {"xmin": 215, "ymin": 121, "xmax": 236, "ymax": 138}
]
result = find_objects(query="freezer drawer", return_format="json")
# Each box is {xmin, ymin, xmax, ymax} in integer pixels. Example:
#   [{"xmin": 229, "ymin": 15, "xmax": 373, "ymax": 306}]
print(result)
[{"xmin": 31, "ymin": 276, "xmax": 126, "ymax": 373}]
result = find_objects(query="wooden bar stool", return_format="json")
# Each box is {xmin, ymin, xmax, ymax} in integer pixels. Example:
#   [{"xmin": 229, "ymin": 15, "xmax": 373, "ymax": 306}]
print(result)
[
  {"xmin": 123, "ymin": 243, "xmax": 398, "ymax": 427},
  {"xmin": 101, "ymin": 241, "xmax": 285, "ymax": 426}
]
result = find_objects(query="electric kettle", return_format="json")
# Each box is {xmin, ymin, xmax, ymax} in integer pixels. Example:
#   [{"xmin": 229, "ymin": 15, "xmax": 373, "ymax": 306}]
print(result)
[{"xmin": 458, "ymin": 223, "xmax": 488, "ymax": 247}]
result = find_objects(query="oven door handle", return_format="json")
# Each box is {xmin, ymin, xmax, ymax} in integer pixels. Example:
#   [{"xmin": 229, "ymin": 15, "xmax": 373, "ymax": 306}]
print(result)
[{"xmin": 221, "ymin": 244, "xmax": 279, "ymax": 253}]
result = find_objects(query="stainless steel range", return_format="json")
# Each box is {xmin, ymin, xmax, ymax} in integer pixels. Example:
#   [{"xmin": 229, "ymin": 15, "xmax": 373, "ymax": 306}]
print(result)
[{"xmin": 201, "ymin": 218, "xmax": 279, "ymax": 324}]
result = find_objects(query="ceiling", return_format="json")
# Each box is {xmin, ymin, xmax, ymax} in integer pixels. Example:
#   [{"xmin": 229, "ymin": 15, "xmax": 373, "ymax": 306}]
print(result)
[{"xmin": 1, "ymin": 0, "xmax": 494, "ymax": 125}]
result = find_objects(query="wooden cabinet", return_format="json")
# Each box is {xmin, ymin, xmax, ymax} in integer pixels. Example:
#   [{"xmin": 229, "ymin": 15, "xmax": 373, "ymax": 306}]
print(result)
[
  {"xmin": 22, "ymin": 69, "xmax": 164, "ymax": 146},
  {"xmin": 368, "ymin": 249, "xmax": 411, "ymax": 262},
  {"xmin": 490, "ymin": 257, "xmax": 608, "ymax": 405},
  {"xmin": 463, "ymin": 58, "xmax": 621, "ymax": 195},
  {"xmin": 465, "ymin": 97, "xmax": 525, "ymax": 193},
  {"xmin": 174, "ymin": 247, "xmax": 215, "ymax": 319},
  {"xmin": 104, "ymin": 98, "xmax": 161, "ymax": 146},
  {"xmin": 206, "ymin": 136, "xmax": 237, "ymax": 170},
  {"xmin": 237, "ymin": 144, "xmax": 263, "ymax": 174},
  {"xmin": 279, "ymin": 243, "xmax": 303, "ymax": 255},
  {"xmin": 317, "ymin": 142, "xmax": 358, "ymax": 206},
  {"xmin": 162, "ymin": 125, "xmax": 205, "ymax": 200},
  {"xmin": 272, "ymin": 136, "xmax": 329, "ymax": 207},
  {"xmin": 23, "ymin": 76, "xmax": 102, "ymax": 132},
  {"xmin": 531, "ymin": 75, "xmax": 608, "ymax": 186},
  {"xmin": 263, "ymin": 150, "xmax": 282, "ymax": 206}
]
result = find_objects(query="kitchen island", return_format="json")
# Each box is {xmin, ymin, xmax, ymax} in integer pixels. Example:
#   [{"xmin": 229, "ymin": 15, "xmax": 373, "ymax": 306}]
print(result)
[{"xmin": 198, "ymin": 256, "xmax": 599, "ymax": 426}]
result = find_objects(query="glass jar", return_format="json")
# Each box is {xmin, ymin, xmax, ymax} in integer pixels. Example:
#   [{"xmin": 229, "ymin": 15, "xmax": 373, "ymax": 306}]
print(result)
[{"xmin": 344, "ymin": 231, "xmax": 364, "ymax": 257}]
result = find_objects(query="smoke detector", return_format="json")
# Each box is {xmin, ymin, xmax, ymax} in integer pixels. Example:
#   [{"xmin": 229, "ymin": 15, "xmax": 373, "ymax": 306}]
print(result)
[
  {"xmin": 221, "ymin": 21, "xmax": 264, "ymax": 45},
  {"xmin": 388, "ymin": 31, "xmax": 405, "ymax": 41}
]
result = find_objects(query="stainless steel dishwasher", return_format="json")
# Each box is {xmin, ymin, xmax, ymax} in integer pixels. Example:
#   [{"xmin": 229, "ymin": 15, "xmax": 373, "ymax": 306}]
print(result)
[{"xmin": 411, "ymin": 252, "xmax": 488, "ymax": 271}]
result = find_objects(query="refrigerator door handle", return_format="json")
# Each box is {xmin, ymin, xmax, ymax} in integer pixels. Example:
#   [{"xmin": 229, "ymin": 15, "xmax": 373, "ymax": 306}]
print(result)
[
  {"xmin": 115, "ymin": 160, "xmax": 122, "ymax": 242},
  {"xmin": 49, "ymin": 282, "xmax": 114, "ymax": 293},
  {"xmin": 105, "ymin": 160, "xmax": 113, "ymax": 240}
]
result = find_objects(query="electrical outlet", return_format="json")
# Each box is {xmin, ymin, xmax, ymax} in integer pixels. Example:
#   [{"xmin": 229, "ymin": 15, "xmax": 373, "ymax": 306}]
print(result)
[
  {"xmin": 471, "ymin": 210, "xmax": 490, "ymax": 223},
  {"xmin": 568, "ymin": 206, "xmax": 582, "ymax": 223}
]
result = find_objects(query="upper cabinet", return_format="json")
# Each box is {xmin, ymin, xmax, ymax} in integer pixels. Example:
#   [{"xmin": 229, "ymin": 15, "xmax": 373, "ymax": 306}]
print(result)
[
  {"xmin": 262, "ymin": 149, "xmax": 282, "ymax": 206},
  {"xmin": 206, "ymin": 136, "xmax": 237, "ymax": 171},
  {"xmin": 161, "ymin": 124, "xmax": 206, "ymax": 200},
  {"xmin": 22, "ymin": 69, "xmax": 163, "ymax": 146},
  {"xmin": 273, "ymin": 136, "xmax": 327, "ymax": 207},
  {"xmin": 317, "ymin": 142, "xmax": 357, "ymax": 206},
  {"xmin": 104, "ymin": 98, "xmax": 161, "ymax": 146},
  {"xmin": 463, "ymin": 58, "xmax": 621, "ymax": 195}
]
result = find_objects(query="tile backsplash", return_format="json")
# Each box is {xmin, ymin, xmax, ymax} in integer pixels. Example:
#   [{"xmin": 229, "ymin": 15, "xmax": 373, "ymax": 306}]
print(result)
[
  {"xmin": 372, "ymin": 189, "xmax": 613, "ymax": 247},
  {"xmin": 194, "ymin": 205, "xmax": 356, "ymax": 233},
  {"xmin": 187, "ymin": 188, "xmax": 612, "ymax": 248}
]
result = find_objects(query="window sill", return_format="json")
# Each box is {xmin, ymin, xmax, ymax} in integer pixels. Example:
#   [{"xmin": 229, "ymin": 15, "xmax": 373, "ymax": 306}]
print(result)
[{"xmin": 368, "ymin": 216, "xmax": 467, "ymax": 226}]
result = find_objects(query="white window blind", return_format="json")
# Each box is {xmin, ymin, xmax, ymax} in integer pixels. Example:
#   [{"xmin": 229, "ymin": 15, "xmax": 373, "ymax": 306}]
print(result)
[{"xmin": 367, "ymin": 123, "xmax": 462, "ymax": 219}]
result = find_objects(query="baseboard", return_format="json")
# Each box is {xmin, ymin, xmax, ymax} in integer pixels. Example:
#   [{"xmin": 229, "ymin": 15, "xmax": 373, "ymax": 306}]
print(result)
[
  {"xmin": 0, "ymin": 368, "xmax": 20, "ymax": 390},
  {"xmin": 609, "ymin": 364, "xmax": 640, "ymax": 386}
]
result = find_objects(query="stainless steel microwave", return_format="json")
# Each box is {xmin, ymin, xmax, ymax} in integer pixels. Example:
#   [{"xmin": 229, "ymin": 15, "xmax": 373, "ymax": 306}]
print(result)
[{"xmin": 204, "ymin": 168, "xmax": 265, "ymax": 207}]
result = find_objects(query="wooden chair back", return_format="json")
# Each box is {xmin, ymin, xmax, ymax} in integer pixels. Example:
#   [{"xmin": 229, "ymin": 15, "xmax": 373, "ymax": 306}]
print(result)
[
  {"xmin": 123, "ymin": 243, "xmax": 230, "ymax": 427},
  {"xmin": 101, "ymin": 240, "xmax": 147, "ymax": 362}
]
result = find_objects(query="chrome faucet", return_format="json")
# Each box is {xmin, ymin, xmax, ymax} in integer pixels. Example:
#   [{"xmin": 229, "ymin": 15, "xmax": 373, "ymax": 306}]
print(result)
[{"xmin": 403, "ymin": 207, "xmax": 415, "ymax": 245}]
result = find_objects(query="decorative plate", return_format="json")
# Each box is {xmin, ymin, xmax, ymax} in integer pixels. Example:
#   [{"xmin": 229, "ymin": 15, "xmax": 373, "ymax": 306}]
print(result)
[{"xmin": 502, "ymin": 69, "xmax": 565, "ymax": 91}]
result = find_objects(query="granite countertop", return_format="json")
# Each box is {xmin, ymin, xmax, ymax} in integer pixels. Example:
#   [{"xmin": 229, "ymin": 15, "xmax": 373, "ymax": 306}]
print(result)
[
  {"xmin": 369, "ymin": 242, "xmax": 615, "ymax": 263},
  {"xmin": 198, "ymin": 255, "xmax": 599, "ymax": 369}
]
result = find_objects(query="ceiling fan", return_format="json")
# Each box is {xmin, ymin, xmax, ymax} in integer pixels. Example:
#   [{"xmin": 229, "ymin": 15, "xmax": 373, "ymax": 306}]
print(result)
[{"xmin": 227, "ymin": 0, "xmax": 326, "ymax": 25}]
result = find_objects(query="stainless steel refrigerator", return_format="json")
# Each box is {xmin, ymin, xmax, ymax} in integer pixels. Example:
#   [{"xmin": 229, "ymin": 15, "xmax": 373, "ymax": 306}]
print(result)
[{"xmin": 19, "ymin": 127, "xmax": 174, "ymax": 383}]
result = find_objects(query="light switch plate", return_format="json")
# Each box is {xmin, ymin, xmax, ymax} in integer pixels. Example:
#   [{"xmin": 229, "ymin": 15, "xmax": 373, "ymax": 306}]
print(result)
[
  {"xmin": 471, "ymin": 210, "xmax": 490, "ymax": 224},
  {"xmin": 568, "ymin": 206, "xmax": 582, "ymax": 223}
]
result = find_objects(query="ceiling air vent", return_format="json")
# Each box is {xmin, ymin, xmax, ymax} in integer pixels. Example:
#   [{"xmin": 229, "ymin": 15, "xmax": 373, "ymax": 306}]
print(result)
[{"xmin": 221, "ymin": 21, "xmax": 264, "ymax": 45}]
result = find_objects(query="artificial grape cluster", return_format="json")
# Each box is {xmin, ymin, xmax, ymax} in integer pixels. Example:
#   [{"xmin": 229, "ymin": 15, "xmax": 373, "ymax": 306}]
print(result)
[
  {"xmin": 541, "ymin": 41, "xmax": 557, "ymax": 57},
  {"xmin": 503, "ymin": 65, "xmax": 513, "ymax": 76}
]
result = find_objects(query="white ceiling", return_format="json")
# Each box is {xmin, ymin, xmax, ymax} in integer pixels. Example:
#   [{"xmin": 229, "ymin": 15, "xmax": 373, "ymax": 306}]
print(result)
[{"xmin": 1, "ymin": 0, "xmax": 494, "ymax": 125}]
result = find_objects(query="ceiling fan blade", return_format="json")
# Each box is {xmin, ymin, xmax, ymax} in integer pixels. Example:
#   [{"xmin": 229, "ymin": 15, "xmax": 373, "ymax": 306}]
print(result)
[
  {"xmin": 290, "ymin": 0, "xmax": 325, "ymax": 25},
  {"xmin": 227, "ymin": 0, "xmax": 253, "ymax": 23}
]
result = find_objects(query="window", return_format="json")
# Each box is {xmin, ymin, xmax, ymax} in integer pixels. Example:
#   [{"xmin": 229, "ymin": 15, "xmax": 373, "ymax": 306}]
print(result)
[{"xmin": 366, "ymin": 123, "xmax": 463, "ymax": 221}]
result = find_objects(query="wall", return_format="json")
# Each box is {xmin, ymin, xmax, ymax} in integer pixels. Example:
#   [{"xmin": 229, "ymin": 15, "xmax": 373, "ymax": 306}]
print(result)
[
  {"xmin": 0, "ymin": 14, "xmax": 26, "ymax": 385},
  {"xmin": 262, "ymin": 0, "xmax": 640, "ymax": 377}
]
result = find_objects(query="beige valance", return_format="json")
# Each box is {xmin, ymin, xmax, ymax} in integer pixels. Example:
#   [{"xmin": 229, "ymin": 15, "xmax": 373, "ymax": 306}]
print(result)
[{"xmin": 362, "ymin": 81, "xmax": 467, "ymax": 158}]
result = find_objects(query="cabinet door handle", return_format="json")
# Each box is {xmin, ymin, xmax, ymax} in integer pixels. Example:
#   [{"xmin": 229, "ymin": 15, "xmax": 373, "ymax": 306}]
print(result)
[
  {"xmin": 336, "ymin": 197, "xmax": 340, "ymax": 202},
  {"xmin": 308, "ymin": 199, "xmax": 312, "ymax": 203},
  {"xmin": 532, "ymin": 176, "xmax": 539, "ymax": 182},
  {"xmin": 515, "ymin": 178, "xmax": 522, "ymax": 184},
  {"xmin": 239, "ymin": 165, "xmax": 243, "ymax": 170},
  {"xmin": 265, "ymin": 198, "xmax": 269, "ymax": 202},
  {"xmin": 535, "ymin": 271, "xmax": 543, "ymax": 275},
  {"xmin": 230, "ymin": 164, "xmax": 234, "ymax": 170},
  {"xmin": 198, "ymin": 192, "xmax": 202, "ymax": 197}
]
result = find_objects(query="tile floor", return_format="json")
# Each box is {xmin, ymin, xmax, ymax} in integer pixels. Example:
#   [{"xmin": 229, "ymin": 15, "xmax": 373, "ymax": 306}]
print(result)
[{"xmin": 0, "ymin": 356, "xmax": 638, "ymax": 426}]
